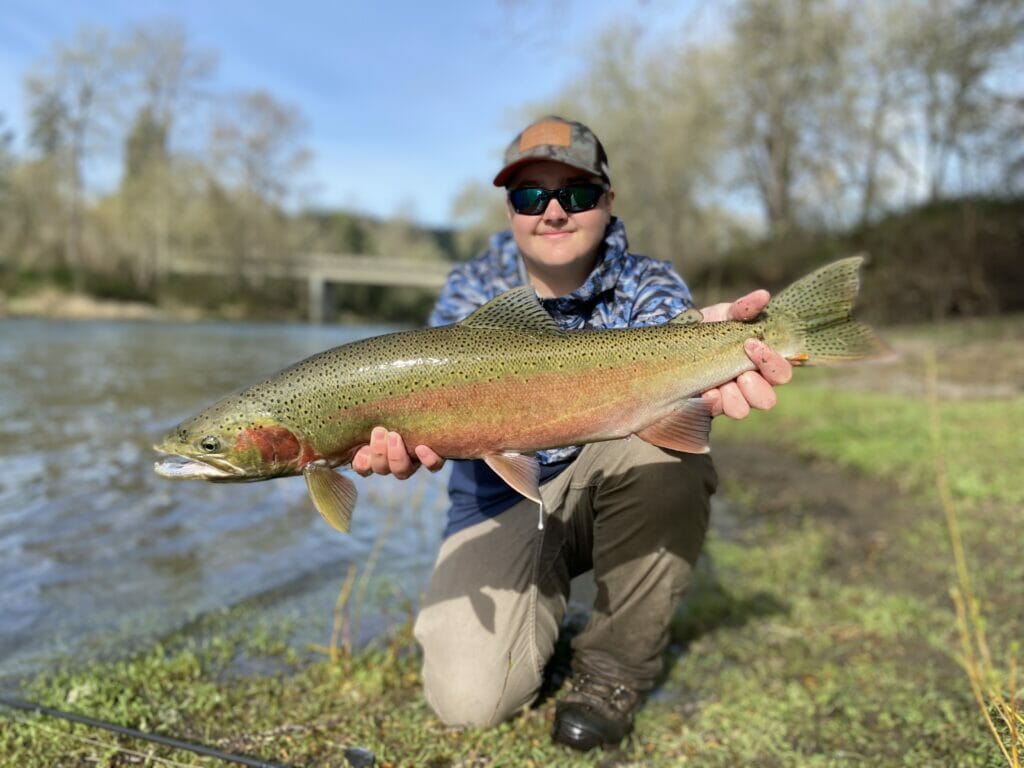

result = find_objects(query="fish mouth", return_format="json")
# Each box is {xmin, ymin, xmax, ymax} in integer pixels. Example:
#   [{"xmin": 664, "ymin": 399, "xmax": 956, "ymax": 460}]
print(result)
[{"xmin": 153, "ymin": 451, "xmax": 245, "ymax": 481}]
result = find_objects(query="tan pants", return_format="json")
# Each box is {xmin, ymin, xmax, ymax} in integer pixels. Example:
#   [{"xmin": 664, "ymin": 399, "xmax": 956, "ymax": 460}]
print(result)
[{"xmin": 413, "ymin": 437, "xmax": 717, "ymax": 728}]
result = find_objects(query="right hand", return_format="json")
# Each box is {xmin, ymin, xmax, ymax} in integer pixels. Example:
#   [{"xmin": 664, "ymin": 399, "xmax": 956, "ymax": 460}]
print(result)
[{"xmin": 351, "ymin": 426, "xmax": 445, "ymax": 479}]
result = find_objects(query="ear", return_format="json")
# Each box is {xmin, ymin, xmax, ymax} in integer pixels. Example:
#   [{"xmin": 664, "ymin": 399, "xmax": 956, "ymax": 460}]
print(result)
[
  {"xmin": 604, "ymin": 186, "xmax": 615, "ymax": 212},
  {"xmin": 505, "ymin": 198, "xmax": 515, "ymax": 222}
]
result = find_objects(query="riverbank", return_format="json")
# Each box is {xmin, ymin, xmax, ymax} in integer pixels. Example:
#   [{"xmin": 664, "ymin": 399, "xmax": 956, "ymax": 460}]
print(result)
[
  {"xmin": 2, "ymin": 317, "xmax": 1021, "ymax": 766},
  {"xmin": 0, "ymin": 288, "xmax": 194, "ymax": 322}
]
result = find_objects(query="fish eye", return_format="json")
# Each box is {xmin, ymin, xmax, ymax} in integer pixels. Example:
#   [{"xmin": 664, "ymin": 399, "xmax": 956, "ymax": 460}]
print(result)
[{"xmin": 199, "ymin": 436, "xmax": 221, "ymax": 453}]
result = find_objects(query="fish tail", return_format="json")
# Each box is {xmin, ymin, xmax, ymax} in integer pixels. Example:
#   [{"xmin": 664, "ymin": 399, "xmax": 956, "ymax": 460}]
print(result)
[{"xmin": 766, "ymin": 255, "xmax": 890, "ymax": 365}]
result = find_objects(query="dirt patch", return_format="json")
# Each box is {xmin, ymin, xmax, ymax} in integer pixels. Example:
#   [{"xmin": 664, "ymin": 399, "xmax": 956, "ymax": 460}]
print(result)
[
  {"xmin": 711, "ymin": 441, "xmax": 946, "ymax": 600},
  {"xmin": 0, "ymin": 288, "xmax": 166, "ymax": 321},
  {"xmin": 825, "ymin": 315, "xmax": 1024, "ymax": 400}
]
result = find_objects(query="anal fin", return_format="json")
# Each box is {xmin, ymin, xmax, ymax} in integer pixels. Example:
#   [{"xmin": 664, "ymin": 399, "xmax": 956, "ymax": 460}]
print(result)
[
  {"xmin": 635, "ymin": 397, "xmax": 712, "ymax": 454},
  {"xmin": 484, "ymin": 453, "xmax": 541, "ymax": 504},
  {"xmin": 303, "ymin": 462, "xmax": 358, "ymax": 533}
]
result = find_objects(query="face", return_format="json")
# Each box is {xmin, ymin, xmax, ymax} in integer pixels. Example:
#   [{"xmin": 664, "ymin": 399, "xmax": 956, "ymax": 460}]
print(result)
[
  {"xmin": 506, "ymin": 160, "xmax": 614, "ymax": 297},
  {"xmin": 153, "ymin": 402, "xmax": 307, "ymax": 482}
]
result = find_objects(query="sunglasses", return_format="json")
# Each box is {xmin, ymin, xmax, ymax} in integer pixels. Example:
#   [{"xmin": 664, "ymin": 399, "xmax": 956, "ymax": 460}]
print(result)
[{"xmin": 507, "ymin": 182, "xmax": 608, "ymax": 215}]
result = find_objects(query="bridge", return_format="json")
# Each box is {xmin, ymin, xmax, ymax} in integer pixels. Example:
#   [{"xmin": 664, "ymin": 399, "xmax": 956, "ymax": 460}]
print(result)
[{"xmin": 168, "ymin": 253, "xmax": 453, "ymax": 322}]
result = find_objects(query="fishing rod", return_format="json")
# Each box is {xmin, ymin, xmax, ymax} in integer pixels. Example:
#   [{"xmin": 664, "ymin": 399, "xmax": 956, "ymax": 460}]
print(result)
[{"xmin": 0, "ymin": 693, "xmax": 293, "ymax": 768}]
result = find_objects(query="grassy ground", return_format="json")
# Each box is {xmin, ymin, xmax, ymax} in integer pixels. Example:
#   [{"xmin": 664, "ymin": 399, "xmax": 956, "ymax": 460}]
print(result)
[{"xmin": 1, "ymin": 316, "xmax": 1021, "ymax": 767}]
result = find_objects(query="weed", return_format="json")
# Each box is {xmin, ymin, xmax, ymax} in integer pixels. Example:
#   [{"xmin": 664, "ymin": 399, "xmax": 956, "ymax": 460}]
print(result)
[{"xmin": 926, "ymin": 348, "xmax": 1023, "ymax": 767}]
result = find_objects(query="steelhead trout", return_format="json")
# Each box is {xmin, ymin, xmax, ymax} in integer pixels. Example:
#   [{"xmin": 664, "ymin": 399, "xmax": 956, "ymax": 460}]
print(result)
[{"xmin": 154, "ymin": 256, "xmax": 887, "ymax": 533}]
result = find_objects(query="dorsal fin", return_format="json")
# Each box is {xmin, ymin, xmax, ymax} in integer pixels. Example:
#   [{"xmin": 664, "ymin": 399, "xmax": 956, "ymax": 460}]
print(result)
[
  {"xmin": 460, "ymin": 286, "xmax": 564, "ymax": 335},
  {"xmin": 669, "ymin": 308, "xmax": 704, "ymax": 326}
]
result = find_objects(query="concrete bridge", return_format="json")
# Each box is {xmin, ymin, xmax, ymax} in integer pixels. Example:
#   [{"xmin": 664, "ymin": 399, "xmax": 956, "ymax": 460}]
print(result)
[{"xmin": 168, "ymin": 253, "xmax": 453, "ymax": 322}]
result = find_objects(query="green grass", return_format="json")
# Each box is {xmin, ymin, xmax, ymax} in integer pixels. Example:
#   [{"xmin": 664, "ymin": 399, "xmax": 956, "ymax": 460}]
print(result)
[
  {"xmin": 714, "ymin": 373, "xmax": 1024, "ymax": 507},
  {"xmin": 2, "ymin": 319, "xmax": 1021, "ymax": 766}
]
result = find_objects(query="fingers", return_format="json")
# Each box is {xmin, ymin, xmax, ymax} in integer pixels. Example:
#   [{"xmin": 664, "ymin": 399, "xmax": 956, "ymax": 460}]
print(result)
[
  {"xmin": 727, "ymin": 289, "xmax": 770, "ymax": 321},
  {"xmin": 735, "ymin": 371, "xmax": 775, "ymax": 412},
  {"xmin": 386, "ymin": 430, "xmax": 419, "ymax": 479},
  {"xmin": 701, "ymin": 388, "xmax": 724, "ymax": 418},
  {"xmin": 413, "ymin": 444, "xmax": 445, "ymax": 472},
  {"xmin": 719, "ymin": 381, "xmax": 751, "ymax": 419},
  {"xmin": 699, "ymin": 290, "xmax": 771, "ymax": 324},
  {"xmin": 702, "ymin": 339, "xmax": 793, "ymax": 420},
  {"xmin": 744, "ymin": 339, "xmax": 792, "ymax": 386},
  {"xmin": 351, "ymin": 427, "xmax": 444, "ymax": 479},
  {"xmin": 698, "ymin": 301, "xmax": 731, "ymax": 323}
]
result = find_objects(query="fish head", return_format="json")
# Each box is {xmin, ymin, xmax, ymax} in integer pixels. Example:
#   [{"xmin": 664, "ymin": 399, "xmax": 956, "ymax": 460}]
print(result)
[{"xmin": 154, "ymin": 398, "xmax": 314, "ymax": 482}]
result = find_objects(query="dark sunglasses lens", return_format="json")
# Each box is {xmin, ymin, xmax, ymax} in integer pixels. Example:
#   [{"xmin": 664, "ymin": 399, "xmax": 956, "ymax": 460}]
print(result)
[
  {"xmin": 509, "ymin": 187, "xmax": 549, "ymax": 214},
  {"xmin": 509, "ymin": 183, "xmax": 605, "ymax": 214},
  {"xmin": 561, "ymin": 184, "xmax": 603, "ymax": 212}
]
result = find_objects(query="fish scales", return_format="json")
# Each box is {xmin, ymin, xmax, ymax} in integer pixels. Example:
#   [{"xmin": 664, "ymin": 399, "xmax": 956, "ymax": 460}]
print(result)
[
  {"xmin": 154, "ymin": 257, "xmax": 888, "ymax": 533},
  {"xmin": 237, "ymin": 321, "xmax": 755, "ymax": 460}
]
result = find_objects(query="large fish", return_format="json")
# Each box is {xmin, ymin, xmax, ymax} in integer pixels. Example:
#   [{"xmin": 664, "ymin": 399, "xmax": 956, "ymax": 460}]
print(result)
[{"xmin": 154, "ymin": 257, "xmax": 887, "ymax": 533}]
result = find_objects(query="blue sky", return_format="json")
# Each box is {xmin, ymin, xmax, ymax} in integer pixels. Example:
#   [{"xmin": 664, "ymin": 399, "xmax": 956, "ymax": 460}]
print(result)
[{"xmin": 0, "ymin": 0, "xmax": 713, "ymax": 227}]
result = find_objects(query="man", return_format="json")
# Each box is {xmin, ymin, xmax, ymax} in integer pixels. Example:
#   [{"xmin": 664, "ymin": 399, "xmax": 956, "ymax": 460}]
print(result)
[{"xmin": 352, "ymin": 117, "xmax": 791, "ymax": 751}]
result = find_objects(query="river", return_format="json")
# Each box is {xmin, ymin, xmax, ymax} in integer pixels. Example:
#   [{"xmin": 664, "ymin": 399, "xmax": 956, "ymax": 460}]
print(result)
[{"xmin": 0, "ymin": 317, "xmax": 450, "ymax": 683}]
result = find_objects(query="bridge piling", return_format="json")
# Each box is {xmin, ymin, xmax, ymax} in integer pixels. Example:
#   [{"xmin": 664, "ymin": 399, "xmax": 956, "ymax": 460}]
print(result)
[{"xmin": 308, "ymin": 272, "xmax": 337, "ymax": 324}]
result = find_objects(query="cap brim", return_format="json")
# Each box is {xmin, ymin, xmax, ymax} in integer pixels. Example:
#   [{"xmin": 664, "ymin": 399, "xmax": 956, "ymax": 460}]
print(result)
[{"xmin": 493, "ymin": 156, "xmax": 605, "ymax": 187}]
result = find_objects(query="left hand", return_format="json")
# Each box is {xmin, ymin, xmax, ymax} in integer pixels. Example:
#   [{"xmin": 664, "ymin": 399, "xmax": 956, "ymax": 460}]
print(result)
[{"xmin": 699, "ymin": 290, "xmax": 793, "ymax": 419}]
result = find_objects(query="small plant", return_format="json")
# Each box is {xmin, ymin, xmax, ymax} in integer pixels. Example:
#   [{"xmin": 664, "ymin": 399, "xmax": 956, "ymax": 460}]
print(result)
[{"xmin": 926, "ymin": 348, "xmax": 1022, "ymax": 766}]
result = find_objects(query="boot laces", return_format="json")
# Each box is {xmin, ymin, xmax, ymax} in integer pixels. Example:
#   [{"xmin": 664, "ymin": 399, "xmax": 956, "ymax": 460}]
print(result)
[{"xmin": 571, "ymin": 673, "xmax": 639, "ymax": 715}]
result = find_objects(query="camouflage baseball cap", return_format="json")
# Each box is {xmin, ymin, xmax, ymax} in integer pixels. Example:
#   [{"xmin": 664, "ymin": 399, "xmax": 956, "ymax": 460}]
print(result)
[{"xmin": 492, "ymin": 116, "xmax": 611, "ymax": 187}]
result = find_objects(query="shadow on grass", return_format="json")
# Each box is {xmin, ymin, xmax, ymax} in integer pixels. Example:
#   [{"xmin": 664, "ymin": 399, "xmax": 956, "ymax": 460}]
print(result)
[{"xmin": 537, "ymin": 553, "xmax": 788, "ymax": 704}]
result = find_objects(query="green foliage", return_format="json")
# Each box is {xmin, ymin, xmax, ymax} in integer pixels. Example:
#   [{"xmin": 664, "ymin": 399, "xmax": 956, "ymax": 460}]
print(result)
[
  {"xmin": 713, "ymin": 373, "xmax": 1024, "ymax": 509},
  {"xmin": 693, "ymin": 196, "xmax": 1024, "ymax": 324}
]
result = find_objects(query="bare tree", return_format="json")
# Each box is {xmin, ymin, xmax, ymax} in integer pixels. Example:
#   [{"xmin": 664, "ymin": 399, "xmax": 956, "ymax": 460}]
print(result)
[
  {"xmin": 207, "ymin": 90, "xmax": 313, "ymax": 280},
  {"xmin": 535, "ymin": 26, "xmax": 733, "ymax": 270},
  {"xmin": 722, "ymin": 0, "xmax": 859, "ymax": 235},
  {"xmin": 116, "ymin": 21, "xmax": 216, "ymax": 290},
  {"xmin": 903, "ymin": 0, "xmax": 1024, "ymax": 199},
  {"xmin": 24, "ymin": 27, "xmax": 120, "ymax": 290}
]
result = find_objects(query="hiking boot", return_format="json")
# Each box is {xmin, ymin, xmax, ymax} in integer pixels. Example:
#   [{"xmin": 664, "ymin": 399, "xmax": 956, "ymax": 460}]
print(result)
[{"xmin": 552, "ymin": 672, "xmax": 641, "ymax": 751}]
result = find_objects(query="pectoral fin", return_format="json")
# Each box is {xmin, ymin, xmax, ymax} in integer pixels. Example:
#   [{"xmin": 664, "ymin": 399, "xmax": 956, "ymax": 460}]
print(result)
[
  {"xmin": 303, "ymin": 462, "xmax": 357, "ymax": 533},
  {"xmin": 635, "ymin": 397, "xmax": 712, "ymax": 454},
  {"xmin": 484, "ymin": 452, "xmax": 542, "ymax": 504}
]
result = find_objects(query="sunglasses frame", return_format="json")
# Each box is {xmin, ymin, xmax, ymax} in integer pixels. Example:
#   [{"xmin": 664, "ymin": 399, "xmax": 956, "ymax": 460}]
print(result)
[{"xmin": 507, "ymin": 182, "xmax": 609, "ymax": 216}]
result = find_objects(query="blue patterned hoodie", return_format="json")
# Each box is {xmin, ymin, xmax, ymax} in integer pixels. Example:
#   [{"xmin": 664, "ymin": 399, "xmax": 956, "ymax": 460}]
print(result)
[{"xmin": 428, "ymin": 218, "xmax": 695, "ymax": 535}]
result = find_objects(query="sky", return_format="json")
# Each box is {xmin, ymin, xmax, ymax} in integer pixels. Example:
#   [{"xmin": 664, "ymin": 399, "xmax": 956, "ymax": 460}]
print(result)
[{"xmin": 0, "ymin": 0, "xmax": 715, "ymax": 228}]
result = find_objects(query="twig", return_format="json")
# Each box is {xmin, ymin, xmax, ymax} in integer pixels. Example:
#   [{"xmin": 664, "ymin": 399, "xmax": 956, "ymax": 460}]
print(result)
[
  {"xmin": 349, "ymin": 481, "xmax": 422, "ymax": 649},
  {"xmin": 328, "ymin": 563, "xmax": 359, "ymax": 662},
  {"xmin": 926, "ymin": 347, "xmax": 1022, "ymax": 766}
]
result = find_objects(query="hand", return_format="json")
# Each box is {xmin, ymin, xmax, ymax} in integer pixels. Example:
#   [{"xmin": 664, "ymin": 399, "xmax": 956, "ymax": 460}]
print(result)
[
  {"xmin": 351, "ymin": 427, "xmax": 445, "ymax": 479},
  {"xmin": 699, "ymin": 290, "xmax": 793, "ymax": 419}
]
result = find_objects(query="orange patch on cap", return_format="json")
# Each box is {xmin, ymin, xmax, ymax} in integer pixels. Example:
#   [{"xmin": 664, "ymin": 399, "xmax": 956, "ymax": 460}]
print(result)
[{"xmin": 519, "ymin": 120, "xmax": 571, "ymax": 151}]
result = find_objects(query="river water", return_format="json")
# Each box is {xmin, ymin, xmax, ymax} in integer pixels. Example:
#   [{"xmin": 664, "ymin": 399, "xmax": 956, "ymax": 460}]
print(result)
[{"xmin": 0, "ymin": 317, "xmax": 450, "ymax": 683}]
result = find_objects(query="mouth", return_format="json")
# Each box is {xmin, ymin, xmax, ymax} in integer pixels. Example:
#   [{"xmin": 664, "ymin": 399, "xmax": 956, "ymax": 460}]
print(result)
[{"xmin": 152, "ymin": 450, "xmax": 242, "ymax": 480}]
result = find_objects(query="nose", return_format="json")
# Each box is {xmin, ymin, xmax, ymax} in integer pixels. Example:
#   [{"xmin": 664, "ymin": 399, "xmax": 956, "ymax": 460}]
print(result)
[{"xmin": 541, "ymin": 195, "xmax": 569, "ymax": 223}]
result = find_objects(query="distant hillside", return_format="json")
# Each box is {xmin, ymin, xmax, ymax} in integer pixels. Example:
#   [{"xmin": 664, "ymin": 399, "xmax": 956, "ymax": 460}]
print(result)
[{"xmin": 694, "ymin": 197, "xmax": 1024, "ymax": 324}]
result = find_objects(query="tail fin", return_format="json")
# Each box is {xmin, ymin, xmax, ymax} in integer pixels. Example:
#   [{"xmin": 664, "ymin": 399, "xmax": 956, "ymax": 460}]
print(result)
[{"xmin": 768, "ymin": 256, "xmax": 890, "ymax": 365}]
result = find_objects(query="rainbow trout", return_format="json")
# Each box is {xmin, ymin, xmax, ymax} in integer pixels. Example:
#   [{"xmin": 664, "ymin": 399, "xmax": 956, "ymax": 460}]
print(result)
[{"xmin": 154, "ymin": 257, "xmax": 887, "ymax": 533}]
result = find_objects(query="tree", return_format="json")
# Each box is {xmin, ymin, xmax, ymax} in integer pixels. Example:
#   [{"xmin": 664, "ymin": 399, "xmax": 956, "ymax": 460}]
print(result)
[
  {"xmin": 0, "ymin": 113, "xmax": 13, "ymax": 189},
  {"xmin": 902, "ymin": 0, "xmax": 1024, "ymax": 199},
  {"xmin": 23, "ymin": 27, "xmax": 120, "ymax": 290},
  {"xmin": 0, "ymin": 113, "xmax": 19, "ymax": 268},
  {"xmin": 535, "ymin": 26, "xmax": 735, "ymax": 270},
  {"xmin": 116, "ymin": 21, "xmax": 216, "ymax": 291},
  {"xmin": 207, "ymin": 90, "xmax": 313, "ymax": 282},
  {"xmin": 723, "ymin": 0, "xmax": 857, "ymax": 235}
]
